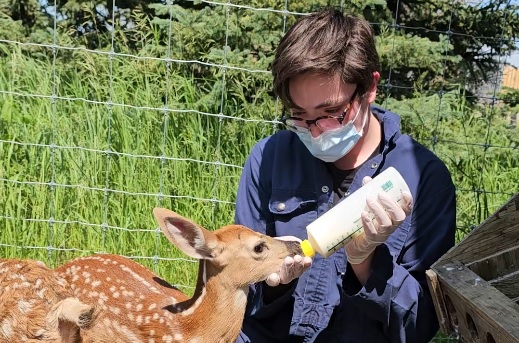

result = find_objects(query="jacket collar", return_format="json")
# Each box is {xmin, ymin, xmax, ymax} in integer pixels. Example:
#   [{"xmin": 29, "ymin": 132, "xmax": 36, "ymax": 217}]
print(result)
[{"xmin": 371, "ymin": 104, "xmax": 402, "ymax": 151}]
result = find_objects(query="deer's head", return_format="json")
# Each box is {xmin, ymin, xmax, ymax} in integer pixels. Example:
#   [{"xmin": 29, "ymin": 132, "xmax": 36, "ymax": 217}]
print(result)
[{"xmin": 153, "ymin": 207, "xmax": 302, "ymax": 287}]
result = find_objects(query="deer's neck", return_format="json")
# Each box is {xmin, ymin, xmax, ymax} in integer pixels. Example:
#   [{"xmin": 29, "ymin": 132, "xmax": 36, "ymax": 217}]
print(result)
[{"xmin": 176, "ymin": 260, "xmax": 249, "ymax": 342}]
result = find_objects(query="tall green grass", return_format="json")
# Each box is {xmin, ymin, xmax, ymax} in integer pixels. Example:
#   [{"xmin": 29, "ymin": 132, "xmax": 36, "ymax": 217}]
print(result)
[
  {"xmin": 385, "ymin": 93, "xmax": 519, "ymax": 236},
  {"xmin": 0, "ymin": 47, "xmax": 277, "ymax": 294}
]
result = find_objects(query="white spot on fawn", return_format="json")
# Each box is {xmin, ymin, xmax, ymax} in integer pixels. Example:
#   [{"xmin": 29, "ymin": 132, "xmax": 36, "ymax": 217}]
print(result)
[
  {"xmin": 110, "ymin": 307, "xmax": 121, "ymax": 315},
  {"xmin": 17, "ymin": 300, "xmax": 33, "ymax": 314},
  {"xmin": 1, "ymin": 319, "xmax": 13, "ymax": 338}
]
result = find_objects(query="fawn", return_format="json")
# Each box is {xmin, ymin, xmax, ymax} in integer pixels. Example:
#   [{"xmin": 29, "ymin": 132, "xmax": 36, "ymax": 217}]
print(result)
[
  {"xmin": 55, "ymin": 207, "xmax": 301, "ymax": 342},
  {"xmin": 0, "ymin": 259, "xmax": 97, "ymax": 343}
]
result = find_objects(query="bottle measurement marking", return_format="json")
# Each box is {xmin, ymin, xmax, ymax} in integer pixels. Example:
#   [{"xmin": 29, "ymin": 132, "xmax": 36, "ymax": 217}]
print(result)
[{"xmin": 326, "ymin": 218, "xmax": 364, "ymax": 252}]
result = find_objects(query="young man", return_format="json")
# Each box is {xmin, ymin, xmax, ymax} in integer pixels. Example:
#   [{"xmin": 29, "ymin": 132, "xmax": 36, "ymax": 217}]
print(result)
[{"xmin": 234, "ymin": 9, "xmax": 456, "ymax": 343}]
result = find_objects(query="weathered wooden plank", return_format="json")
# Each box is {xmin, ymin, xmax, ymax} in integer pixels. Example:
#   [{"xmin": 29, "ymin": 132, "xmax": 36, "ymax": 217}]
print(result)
[
  {"xmin": 489, "ymin": 270, "xmax": 519, "ymax": 299},
  {"xmin": 467, "ymin": 245, "xmax": 519, "ymax": 280},
  {"xmin": 433, "ymin": 260, "xmax": 519, "ymax": 342},
  {"xmin": 442, "ymin": 291, "xmax": 512, "ymax": 343},
  {"xmin": 434, "ymin": 193, "xmax": 519, "ymax": 267},
  {"xmin": 425, "ymin": 269, "xmax": 452, "ymax": 335}
]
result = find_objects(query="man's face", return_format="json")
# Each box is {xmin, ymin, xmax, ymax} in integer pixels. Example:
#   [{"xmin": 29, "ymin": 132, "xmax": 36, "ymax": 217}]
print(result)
[{"xmin": 287, "ymin": 72, "xmax": 377, "ymax": 138}]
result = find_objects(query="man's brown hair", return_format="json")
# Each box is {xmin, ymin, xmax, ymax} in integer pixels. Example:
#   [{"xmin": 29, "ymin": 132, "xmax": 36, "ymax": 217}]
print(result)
[{"xmin": 272, "ymin": 9, "xmax": 380, "ymax": 108}]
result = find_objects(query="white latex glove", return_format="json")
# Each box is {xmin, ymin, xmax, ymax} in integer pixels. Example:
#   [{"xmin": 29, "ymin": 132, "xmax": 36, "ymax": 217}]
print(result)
[
  {"xmin": 345, "ymin": 176, "xmax": 413, "ymax": 264},
  {"xmin": 265, "ymin": 236, "xmax": 313, "ymax": 287}
]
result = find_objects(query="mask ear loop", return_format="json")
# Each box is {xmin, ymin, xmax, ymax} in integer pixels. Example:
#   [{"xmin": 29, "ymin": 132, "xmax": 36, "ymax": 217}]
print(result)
[
  {"xmin": 346, "ymin": 93, "xmax": 366, "ymax": 127},
  {"xmin": 357, "ymin": 103, "xmax": 370, "ymax": 136},
  {"xmin": 349, "ymin": 92, "xmax": 370, "ymax": 137}
]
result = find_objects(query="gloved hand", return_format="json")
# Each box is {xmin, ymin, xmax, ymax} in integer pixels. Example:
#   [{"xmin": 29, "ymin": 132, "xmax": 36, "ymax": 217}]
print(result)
[
  {"xmin": 265, "ymin": 236, "xmax": 313, "ymax": 287},
  {"xmin": 345, "ymin": 176, "xmax": 413, "ymax": 265}
]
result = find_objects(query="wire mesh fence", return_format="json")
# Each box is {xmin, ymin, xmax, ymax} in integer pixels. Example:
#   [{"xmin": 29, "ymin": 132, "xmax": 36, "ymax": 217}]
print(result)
[{"xmin": 0, "ymin": 1, "xmax": 518, "ymax": 342}]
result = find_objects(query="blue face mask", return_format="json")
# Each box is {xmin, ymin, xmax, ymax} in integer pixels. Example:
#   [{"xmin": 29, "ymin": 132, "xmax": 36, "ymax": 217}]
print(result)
[{"xmin": 295, "ymin": 105, "xmax": 368, "ymax": 163}]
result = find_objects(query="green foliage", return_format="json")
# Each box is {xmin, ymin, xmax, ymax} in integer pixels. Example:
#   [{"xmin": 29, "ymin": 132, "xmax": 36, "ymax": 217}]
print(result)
[
  {"xmin": 384, "ymin": 90, "xmax": 519, "ymax": 235},
  {"xmin": 376, "ymin": 28, "xmax": 461, "ymax": 97},
  {"xmin": 500, "ymin": 86, "xmax": 519, "ymax": 108},
  {"xmin": 383, "ymin": 0, "xmax": 519, "ymax": 91},
  {"xmin": 0, "ymin": 0, "xmax": 51, "ymax": 45},
  {"xmin": 2, "ymin": 0, "xmax": 517, "ymax": 98}
]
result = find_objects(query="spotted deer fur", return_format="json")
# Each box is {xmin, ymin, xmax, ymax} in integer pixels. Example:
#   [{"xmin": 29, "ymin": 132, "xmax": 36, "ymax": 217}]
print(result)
[
  {"xmin": 0, "ymin": 259, "xmax": 97, "ymax": 343},
  {"xmin": 55, "ymin": 208, "xmax": 301, "ymax": 343}
]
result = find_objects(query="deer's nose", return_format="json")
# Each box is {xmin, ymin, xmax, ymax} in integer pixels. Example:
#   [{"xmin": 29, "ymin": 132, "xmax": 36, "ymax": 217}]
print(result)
[{"xmin": 286, "ymin": 240, "xmax": 303, "ymax": 256}]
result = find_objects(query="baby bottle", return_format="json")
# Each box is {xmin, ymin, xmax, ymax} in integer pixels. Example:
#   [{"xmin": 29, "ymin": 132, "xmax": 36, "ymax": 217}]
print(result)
[{"xmin": 300, "ymin": 167, "xmax": 411, "ymax": 258}]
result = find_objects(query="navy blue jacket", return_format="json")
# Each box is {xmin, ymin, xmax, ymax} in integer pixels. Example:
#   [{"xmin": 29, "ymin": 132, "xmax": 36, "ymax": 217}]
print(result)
[{"xmin": 234, "ymin": 106, "xmax": 456, "ymax": 343}]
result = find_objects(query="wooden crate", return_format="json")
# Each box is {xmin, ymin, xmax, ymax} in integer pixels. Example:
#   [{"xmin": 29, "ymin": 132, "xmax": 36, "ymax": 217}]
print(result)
[{"xmin": 426, "ymin": 192, "xmax": 519, "ymax": 343}]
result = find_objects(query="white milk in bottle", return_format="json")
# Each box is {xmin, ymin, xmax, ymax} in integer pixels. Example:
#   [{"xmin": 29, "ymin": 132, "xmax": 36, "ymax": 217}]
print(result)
[{"xmin": 300, "ymin": 167, "xmax": 411, "ymax": 258}]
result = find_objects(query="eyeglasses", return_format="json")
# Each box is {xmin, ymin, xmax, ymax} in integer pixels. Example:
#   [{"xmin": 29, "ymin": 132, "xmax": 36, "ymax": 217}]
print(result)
[{"xmin": 280, "ymin": 88, "xmax": 359, "ymax": 134}]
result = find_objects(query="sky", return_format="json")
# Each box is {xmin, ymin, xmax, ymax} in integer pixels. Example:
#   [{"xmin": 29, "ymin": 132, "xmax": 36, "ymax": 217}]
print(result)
[{"xmin": 508, "ymin": 51, "xmax": 519, "ymax": 67}]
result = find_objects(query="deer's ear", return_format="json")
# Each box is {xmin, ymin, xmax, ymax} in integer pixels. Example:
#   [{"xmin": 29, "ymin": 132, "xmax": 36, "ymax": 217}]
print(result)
[{"xmin": 153, "ymin": 208, "xmax": 218, "ymax": 260}]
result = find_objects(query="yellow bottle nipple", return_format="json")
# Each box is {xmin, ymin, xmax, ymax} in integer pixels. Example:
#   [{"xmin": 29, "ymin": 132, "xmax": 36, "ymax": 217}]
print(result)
[{"xmin": 300, "ymin": 239, "xmax": 315, "ymax": 257}]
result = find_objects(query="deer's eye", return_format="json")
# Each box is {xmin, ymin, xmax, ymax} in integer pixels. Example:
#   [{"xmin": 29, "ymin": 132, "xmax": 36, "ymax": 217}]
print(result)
[{"xmin": 253, "ymin": 242, "xmax": 266, "ymax": 254}]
